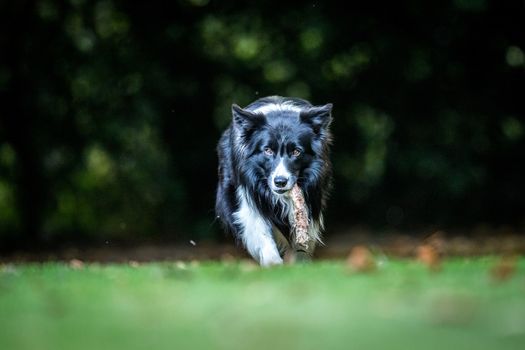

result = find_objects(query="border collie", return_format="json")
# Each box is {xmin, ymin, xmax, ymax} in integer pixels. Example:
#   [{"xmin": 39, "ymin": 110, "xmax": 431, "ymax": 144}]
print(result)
[{"xmin": 216, "ymin": 96, "xmax": 333, "ymax": 266}]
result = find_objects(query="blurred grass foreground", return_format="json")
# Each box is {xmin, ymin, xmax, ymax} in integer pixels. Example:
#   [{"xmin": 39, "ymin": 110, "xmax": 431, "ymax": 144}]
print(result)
[{"xmin": 1, "ymin": 258, "xmax": 524, "ymax": 350}]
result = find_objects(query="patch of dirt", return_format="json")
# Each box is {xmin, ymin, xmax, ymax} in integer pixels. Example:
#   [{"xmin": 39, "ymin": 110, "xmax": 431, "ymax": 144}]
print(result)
[{"xmin": 1, "ymin": 227, "xmax": 525, "ymax": 263}]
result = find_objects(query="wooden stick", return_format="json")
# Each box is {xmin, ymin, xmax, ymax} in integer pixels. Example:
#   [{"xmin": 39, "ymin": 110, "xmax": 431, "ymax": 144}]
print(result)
[{"xmin": 290, "ymin": 184, "xmax": 309, "ymax": 250}]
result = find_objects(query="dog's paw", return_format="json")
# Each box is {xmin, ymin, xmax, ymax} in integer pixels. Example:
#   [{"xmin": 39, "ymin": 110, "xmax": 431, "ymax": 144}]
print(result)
[
  {"xmin": 295, "ymin": 250, "xmax": 312, "ymax": 263},
  {"xmin": 259, "ymin": 249, "xmax": 284, "ymax": 267},
  {"xmin": 260, "ymin": 257, "xmax": 283, "ymax": 267},
  {"xmin": 283, "ymin": 250, "xmax": 312, "ymax": 264}
]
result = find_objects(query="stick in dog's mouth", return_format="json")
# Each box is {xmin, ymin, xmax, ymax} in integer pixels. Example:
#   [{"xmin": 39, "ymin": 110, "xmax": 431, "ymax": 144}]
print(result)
[{"xmin": 290, "ymin": 184, "xmax": 310, "ymax": 251}]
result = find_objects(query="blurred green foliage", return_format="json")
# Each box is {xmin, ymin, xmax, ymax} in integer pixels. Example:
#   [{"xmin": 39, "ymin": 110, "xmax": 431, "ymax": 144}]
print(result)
[{"xmin": 0, "ymin": 1, "xmax": 523, "ymax": 245}]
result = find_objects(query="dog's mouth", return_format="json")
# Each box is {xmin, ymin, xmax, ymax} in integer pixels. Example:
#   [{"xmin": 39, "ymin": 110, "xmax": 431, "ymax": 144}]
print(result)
[
  {"xmin": 272, "ymin": 188, "xmax": 290, "ymax": 195},
  {"xmin": 269, "ymin": 181, "xmax": 296, "ymax": 195}
]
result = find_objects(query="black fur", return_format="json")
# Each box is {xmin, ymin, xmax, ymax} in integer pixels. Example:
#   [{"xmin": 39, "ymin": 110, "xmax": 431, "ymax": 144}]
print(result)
[{"xmin": 215, "ymin": 96, "xmax": 333, "ymax": 255}]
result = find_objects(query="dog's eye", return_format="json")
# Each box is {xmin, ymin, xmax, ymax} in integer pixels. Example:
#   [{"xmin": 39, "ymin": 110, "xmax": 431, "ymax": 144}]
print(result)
[
  {"xmin": 292, "ymin": 148, "xmax": 302, "ymax": 157},
  {"xmin": 264, "ymin": 147, "xmax": 274, "ymax": 156}
]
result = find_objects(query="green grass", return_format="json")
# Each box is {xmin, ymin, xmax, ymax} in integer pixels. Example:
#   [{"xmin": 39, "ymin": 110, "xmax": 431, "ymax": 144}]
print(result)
[{"xmin": 1, "ymin": 258, "xmax": 524, "ymax": 350}]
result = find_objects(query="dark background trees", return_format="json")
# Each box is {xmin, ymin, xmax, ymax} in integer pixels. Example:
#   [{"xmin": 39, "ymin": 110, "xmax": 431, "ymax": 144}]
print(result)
[{"xmin": 0, "ymin": 0, "xmax": 523, "ymax": 249}]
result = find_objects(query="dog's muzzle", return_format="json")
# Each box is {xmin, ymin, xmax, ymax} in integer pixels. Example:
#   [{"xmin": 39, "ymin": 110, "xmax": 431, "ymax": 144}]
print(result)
[
  {"xmin": 271, "ymin": 175, "xmax": 292, "ymax": 194},
  {"xmin": 269, "ymin": 159, "xmax": 295, "ymax": 194}
]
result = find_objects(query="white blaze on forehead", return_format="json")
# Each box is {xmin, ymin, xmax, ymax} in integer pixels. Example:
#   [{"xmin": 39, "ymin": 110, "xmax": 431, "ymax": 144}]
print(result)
[
  {"xmin": 271, "ymin": 158, "xmax": 291, "ymax": 180},
  {"xmin": 252, "ymin": 102, "xmax": 302, "ymax": 115}
]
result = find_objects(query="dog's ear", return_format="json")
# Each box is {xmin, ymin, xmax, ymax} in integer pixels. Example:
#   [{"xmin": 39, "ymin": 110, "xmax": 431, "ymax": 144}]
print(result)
[
  {"xmin": 232, "ymin": 104, "xmax": 264, "ymax": 132},
  {"xmin": 300, "ymin": 103, "xmax": 333, "ymax": 135}
]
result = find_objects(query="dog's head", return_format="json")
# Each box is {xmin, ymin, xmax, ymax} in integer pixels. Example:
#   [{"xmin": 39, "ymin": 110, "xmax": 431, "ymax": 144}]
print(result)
[{"xmin": 232, "ymin": 97, "xmax": 332, "ymax": 195}]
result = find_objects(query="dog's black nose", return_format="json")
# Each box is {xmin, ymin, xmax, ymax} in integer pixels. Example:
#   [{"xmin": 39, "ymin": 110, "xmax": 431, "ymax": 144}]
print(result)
[{"xmin": 274, "ymin": 176, "xmax": 288, "ymax": 188}]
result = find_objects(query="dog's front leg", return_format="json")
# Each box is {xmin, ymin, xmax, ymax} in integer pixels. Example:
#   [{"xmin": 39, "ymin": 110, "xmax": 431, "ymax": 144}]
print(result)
[
  {"xmin": 234, "ymin": 191, "xmax": 283, "ymax": 266},
  {"xmin": 244, "ymin": 227, "xmax": 283, "ymax": 266}
]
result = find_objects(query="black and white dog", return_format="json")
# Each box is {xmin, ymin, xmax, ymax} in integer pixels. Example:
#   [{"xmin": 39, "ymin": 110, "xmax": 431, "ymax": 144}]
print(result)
[{"xmin": 216, "ymin": 96, "xmax": 333, "ymax": 266}]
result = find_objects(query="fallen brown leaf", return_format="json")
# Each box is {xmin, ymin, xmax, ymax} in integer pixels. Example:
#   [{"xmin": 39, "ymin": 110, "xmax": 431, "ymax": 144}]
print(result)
[
  {"xmin": 220, "ymin": 253, "xmax": 236, "ymax": 263},
  {"xmin": 490, "ymin": 255, "xmax": 517, "ymax": 282},
  {"xmin": 129, "ymin": 260, "xmax": 140, "ymax": 268},
  {"xmin": 69, "ymin": 259, "xmax": 84, "ymax": 270},
  {"xmin": 346, "ymin": 245, "xmax": 376, "ymax": 273},
  {"xmin": 424, "ymin": 230, "xmax": 446, "ymax": 254},
  {"xmin": 416, "ymin": 244, "xmax": 441, "ymax": 271}
]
